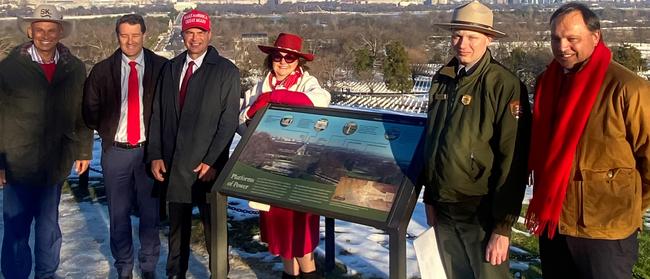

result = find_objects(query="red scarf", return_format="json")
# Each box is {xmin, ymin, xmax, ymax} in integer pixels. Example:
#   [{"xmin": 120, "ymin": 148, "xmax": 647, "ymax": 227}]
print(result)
[
  {"xmin": 267, "ymin": 67, "xmax": 302, "ymax": 91},
  {"xmin": 525, "ymin": 41, "xmax": 611, "ymax": 238}
]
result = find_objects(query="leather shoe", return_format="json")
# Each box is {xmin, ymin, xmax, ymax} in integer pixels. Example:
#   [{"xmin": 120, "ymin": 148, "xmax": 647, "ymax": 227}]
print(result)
[
  {"xmin": 301, "ymin": 270, "xmax": 322, "ymax": 279},
  {"xmin": 142, "ymin": 271, "xmax": 155, "ymax": 279}
]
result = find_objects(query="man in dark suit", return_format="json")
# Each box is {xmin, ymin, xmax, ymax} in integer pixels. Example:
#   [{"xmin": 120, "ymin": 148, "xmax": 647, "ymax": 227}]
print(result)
[
  {"xmin": 82, "ymin": 14, "xmax": 167, "ymax": 279},
  {"xmin": 147, "ymin": 9, "xmax": 240, "ymax": 278}
]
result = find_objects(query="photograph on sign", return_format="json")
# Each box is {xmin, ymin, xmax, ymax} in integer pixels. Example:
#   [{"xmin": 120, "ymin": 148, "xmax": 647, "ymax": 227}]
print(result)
[{"xmin": 219, "ymin": 105, "xmax": 425, "ymax": 225}]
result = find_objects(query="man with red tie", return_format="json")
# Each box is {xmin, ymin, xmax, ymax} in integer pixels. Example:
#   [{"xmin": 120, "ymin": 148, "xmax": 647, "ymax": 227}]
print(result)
[
  {"xmin": 82, "ymin": 14, "xmax": 167, "ymax": 279},
  {"xmin": 147, "ymin": 9, "xmax": 240, "ymax": 278}
]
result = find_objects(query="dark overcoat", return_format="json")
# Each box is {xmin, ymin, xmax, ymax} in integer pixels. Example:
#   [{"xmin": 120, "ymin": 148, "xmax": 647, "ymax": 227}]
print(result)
[
  {"xmin": 0, "ymin": 42, "xmax": 93, "ymax": 186},
  {"xmin": 82, "ymin": 48, "xmax": 167, "ymax": 149},
  {"xmin": 147, "ymin": 46, "xmax": 240, "ymax": 203}
]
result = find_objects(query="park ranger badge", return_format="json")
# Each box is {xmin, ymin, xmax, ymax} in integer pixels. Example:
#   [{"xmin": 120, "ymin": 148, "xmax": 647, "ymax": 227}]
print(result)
[
  {"xmin": 510, "ymin": 100, "xmax": 523, "ymax": 119},
  {"xmin": 461, "ymin": 95, "xmax": 472, "ymax": 106}
]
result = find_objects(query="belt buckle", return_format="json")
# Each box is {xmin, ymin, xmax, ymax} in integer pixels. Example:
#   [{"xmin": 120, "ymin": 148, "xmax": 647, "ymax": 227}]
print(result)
[{"xmin": 114, "ymin": 141, "xmax": 143, "ymax": 149}]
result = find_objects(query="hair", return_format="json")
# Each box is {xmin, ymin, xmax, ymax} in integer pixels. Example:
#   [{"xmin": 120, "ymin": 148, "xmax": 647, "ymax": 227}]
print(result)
[
  {"xmin": 263, "ymin": 53, "xmax": 308, "ymax": 72},
  {"xmin": 550, "ymin": 2, "xmax": 600, "ymax": 32},
  {"xmin": 115, "ymin": 14, "xmax": 146, "ymax": 35}
]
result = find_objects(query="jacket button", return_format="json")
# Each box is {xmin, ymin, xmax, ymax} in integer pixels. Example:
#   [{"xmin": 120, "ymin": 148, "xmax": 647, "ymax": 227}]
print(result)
[{"xmin": 607, "ymin": 170, "xmax": 614, "ymax": 178}]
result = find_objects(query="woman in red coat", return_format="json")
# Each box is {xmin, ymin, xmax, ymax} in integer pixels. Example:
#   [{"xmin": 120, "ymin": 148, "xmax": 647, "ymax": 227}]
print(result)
[{"xmin": 239, "ymin": 33, "xmax": 331, "ymax": 279}]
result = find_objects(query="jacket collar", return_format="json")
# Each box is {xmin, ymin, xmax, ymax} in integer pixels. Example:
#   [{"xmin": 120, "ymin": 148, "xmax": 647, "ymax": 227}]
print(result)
[
  {"xmin": 16, "ymin": 41, "xmax": 75, "ymax": 65},
  {"xmin": 12, "ymin": 42, "xmax": 78, "ymax": 85},
  {"xmin": 438, "ymin": 49, "xmax": 493, "ymax": 80},
  {"xmin": 173, "ymin": 45, "xmax": 220, "ymax": 65}
]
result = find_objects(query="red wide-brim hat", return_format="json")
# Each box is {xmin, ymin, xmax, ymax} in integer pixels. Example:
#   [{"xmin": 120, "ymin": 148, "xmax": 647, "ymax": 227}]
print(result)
[{"xmin": 258, "ymin": 32, "xmax": 314, "ymax": 61}]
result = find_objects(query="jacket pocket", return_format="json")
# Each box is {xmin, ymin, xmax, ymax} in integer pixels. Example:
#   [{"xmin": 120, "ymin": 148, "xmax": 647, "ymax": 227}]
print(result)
[
  {"xmin": 581, "ymin": 168, "xmax": 641, "ymax": 229},
  {"xmin": 470, "ymin": 152, "xmax": 485, "ymax": 182}
]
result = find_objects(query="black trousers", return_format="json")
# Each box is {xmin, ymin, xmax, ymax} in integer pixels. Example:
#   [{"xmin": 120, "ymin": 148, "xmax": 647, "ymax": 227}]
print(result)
[
  {"xmin": 166, "ymin": 201, "xmax": 211, "ymax": 277},
  {"xmin": 540, "ymin": 230, "xmax": 638, "ymax": 279}
]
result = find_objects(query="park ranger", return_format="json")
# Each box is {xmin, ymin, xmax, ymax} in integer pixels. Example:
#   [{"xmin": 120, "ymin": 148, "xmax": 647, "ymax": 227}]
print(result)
[{"xmin": 421, "ymin": 1, "xmax": 531, "ymax": 278}]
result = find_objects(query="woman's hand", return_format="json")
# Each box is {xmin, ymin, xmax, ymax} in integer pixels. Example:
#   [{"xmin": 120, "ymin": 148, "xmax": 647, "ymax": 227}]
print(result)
[{"xmin": 246, "ymin": 93, "xmax": 272, "ymax": 119}]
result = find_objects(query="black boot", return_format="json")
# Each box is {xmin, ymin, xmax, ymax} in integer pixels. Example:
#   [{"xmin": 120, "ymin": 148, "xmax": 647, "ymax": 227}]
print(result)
[
  {"xmin": 300, "ymin": 270, "xmax": 322, "ymax": 279},
  {"xmin": 282, "ymin": 272, "xmax": 300, "ymax": 279}
]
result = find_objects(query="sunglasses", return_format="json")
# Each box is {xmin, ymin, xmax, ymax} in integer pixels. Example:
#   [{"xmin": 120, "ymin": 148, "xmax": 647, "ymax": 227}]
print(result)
[{"xmin": 271, "ymin": 52, "xmax": 299, "ymax": 63}]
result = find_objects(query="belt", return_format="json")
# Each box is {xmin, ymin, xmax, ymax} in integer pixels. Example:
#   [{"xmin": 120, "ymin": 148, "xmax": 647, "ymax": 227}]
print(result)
[{"xmin": 113, "ymin": 141, "xmax": 146, "ymax": 149}]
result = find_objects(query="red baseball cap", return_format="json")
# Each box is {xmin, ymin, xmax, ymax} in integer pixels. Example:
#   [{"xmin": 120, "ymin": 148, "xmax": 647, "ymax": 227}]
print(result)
[{"xmin": 182, "ymin": 9, "xmax": 211, "ymax": 32}]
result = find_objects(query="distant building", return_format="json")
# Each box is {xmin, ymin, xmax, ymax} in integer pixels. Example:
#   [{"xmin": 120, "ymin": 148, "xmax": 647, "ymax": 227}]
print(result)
[
  {"xmin": 242, "ymin": 32, "xmax": 268, "ymax": 44},
  {"xmin": 234, "ymin": 32, "xmax": 268, "ymax": 67}
]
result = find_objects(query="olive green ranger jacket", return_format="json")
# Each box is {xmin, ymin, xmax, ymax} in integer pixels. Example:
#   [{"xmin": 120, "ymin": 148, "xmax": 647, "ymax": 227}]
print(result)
[{"xmin": 422, "ymin": 51, "xmax": 531, "ymax": 236}]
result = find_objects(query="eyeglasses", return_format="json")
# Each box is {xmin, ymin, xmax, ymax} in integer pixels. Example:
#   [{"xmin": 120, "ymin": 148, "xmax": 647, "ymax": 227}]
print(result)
[{"xmin": 271, "ymin": 52, "xmax": 299, "ymax": 63}]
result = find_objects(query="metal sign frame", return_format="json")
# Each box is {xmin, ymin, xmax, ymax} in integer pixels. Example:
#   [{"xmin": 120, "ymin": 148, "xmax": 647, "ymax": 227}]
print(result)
[{"xmin": 210, "ymin": 104, "xmax": 425, "ymax": 279}]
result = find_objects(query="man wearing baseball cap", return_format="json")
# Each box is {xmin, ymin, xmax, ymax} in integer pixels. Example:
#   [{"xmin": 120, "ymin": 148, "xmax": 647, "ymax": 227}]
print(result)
[
  {"xmin": 0, "ymin": 4, "xmax": 93, "ymax": 279},
  {"xmin": 421, "ymin": 1, "xmax": 530, "ymax": 278},
  {"xmin": 148, "ymin": 9, "xmax": 240, "ymax": 278}
]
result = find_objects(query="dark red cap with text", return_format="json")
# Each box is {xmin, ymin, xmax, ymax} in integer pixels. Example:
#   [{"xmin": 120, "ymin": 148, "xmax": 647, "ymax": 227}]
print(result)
[{"xmin": 182, "ymin": 9, "xmax": 211, "ymax": 32}]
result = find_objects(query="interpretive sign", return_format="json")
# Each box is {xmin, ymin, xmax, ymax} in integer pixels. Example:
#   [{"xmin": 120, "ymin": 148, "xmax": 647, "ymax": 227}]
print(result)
[{"xmin": 215, "ymin": 104, "xmax": 426, "ymax": 229}]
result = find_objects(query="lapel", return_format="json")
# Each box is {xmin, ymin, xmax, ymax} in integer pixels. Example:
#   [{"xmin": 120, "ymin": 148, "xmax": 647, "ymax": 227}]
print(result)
[
  {"xmin": 50, "ymin": 43, "xmax": 78, "ymax": 88},
  {"xmin": 178, "ymin": 46, "xmax": 219, "ymax": 122},
  {"xmin": 170, "ymin": 52, "xmax": 185, "ymax": 119},
  {"xmin": 110, "ymin": 49, "xmax": 122, "ymax": 111},
  {"xmin": 142, "ymin": 49, "xmax": 155, "ymax": 111},
  {"xmin": 142, "ymin": 49, "xmax": 154, "ymax": 97}
]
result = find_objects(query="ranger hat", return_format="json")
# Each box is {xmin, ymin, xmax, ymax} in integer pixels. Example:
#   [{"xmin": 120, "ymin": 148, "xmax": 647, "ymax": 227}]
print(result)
[{"xmin": 436, "ymin": 1, "xmax": 506, "ymax": 38}]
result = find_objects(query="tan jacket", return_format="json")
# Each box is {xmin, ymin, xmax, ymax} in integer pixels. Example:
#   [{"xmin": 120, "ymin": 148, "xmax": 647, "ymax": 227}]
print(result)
[{"xmin": 557, "ymin": 60, "xmax": 650, "ymax": 239}]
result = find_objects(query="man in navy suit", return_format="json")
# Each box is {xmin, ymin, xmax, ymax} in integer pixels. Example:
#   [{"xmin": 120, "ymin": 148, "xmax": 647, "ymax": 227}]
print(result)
[{"xmin": 83, "ymin": 14, "xmax": 167, "ymax": 279}]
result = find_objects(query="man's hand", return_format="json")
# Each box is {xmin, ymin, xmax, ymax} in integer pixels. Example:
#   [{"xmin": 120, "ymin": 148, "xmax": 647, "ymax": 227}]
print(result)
[
  {"xmin": 74, "ymin": 160, "xmax": 90, "ymax": 174},
  {"xmin": 193, "ymin": 163, "xmax": 216, "ymax": 182},
  {"xmin": 485, "ymin": 232, "xmax": 509, "ymax": 265},
  {"xmin": 0, "ymin": 169, "xmax": 6, "ymax": 188},
  {"xmin": 425, "ymin": 203, "xmax": 437, "ymax": 227},
  {"xmin": 151, "ymin": 159, "xmax": 167, "ymax": 182}
]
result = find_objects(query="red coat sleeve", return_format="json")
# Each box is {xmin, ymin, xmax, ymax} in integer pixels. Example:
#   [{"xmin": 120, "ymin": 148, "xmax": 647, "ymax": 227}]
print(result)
[
  {"xmin": 246, "ymin": 92, "xmax": 272, "ymax": 119},
  {"xmin": 269, "ymin": 89, "xmax": 314, "ymax": 107}
]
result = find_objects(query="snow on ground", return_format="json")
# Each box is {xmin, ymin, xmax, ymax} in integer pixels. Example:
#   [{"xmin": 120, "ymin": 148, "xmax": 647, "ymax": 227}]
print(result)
[
  {"xmin": 0, "ymin": 135, "xmax": 536, "ymax": 279},
  {"xmin": 0, "ymin": 189, "xmax": 533, "ymax": 279}
]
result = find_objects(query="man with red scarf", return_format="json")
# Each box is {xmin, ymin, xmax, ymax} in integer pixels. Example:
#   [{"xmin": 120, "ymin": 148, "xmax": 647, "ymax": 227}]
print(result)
[{"xmin": 526, "ymin": 3, "xmax": 650, "ymax": 278}]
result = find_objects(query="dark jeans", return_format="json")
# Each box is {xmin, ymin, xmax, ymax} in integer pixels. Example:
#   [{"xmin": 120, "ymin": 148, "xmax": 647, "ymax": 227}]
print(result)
[
  {"xmin": 166, "ymin": 201, "xmax": 211, "ymax": 277},
  {"xmin": 102, "ymin": 146, "xmax": 161, "ymax": 275},
  {"xmin": 540, "ymin": 230, "xmax": 638, "ymax": 279},
  {"xmin": 433, "ymin": 200, "xmax": 511, "ymax": 279},
  {"xmin": 2, "ymin": 182, "xmax": 63, "ymax": 279}
]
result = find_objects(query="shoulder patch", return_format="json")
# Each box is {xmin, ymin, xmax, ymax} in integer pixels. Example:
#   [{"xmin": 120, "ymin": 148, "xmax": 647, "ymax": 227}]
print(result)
[{"xmin": 509, "ymin": 100, "xmax": 523, "ymax": 119}]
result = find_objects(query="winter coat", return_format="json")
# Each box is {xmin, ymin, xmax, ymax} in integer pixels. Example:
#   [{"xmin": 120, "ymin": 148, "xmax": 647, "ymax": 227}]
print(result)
[
  {"xmin": 82, "ymin": 48, "xmax": 167, "ymax": 149},
  {"xmin": 422, "ymin": 51, "xmax": 531, "ymax": 236},
  {"xmin": 239, "ymin": 69, "xmax": 331, "ymax": 129},
  {"xmin": 147, "ymin": 46, "xmax": 240, "ymax": 203},
  {"xmin": 556, "ymin": 60, "xmax": 650, "ymax": 239},
  {"xmin": 0, "ymin": 42, "xmax": 93, "ymax": 186}
]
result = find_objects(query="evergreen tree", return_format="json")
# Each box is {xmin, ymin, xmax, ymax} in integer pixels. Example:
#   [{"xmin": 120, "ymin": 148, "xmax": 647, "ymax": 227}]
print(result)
[
  {"xmin": 353, "ymin": 47, "xmax": 374, "ymax": 80},
  {"xmin": 382, "ymin": 41, "xmax": 413, "ymax": 93},
  {"xmin": 612, "ymin": 44, "xmax": 647, "ymax": 73}
]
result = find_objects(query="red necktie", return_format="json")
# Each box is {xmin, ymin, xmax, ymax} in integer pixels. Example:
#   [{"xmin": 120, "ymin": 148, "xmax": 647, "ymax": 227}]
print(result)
[
  {"xmin": 179, "ymin": 61, "xmax": 195, "ymax": 110},
  {"xmin": 127, "ymin": 61, "xmax": 140, "ymax": 145}
]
